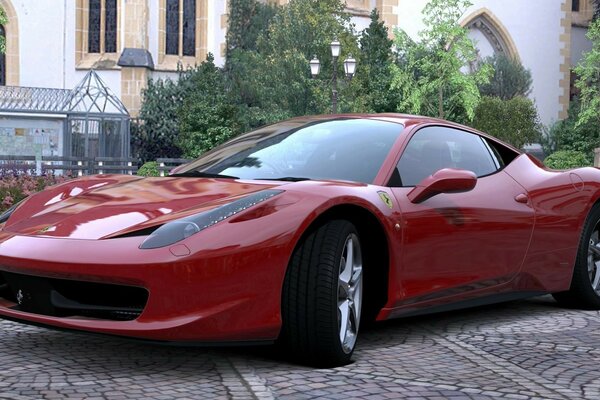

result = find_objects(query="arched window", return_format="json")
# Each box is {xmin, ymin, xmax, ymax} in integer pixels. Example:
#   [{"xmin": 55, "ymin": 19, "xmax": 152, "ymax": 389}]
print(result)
[
  {"xmin": 88, "ymin": 0, "xmax": 117, "ymax": 54},
  {"xmin": 165, "ymin": 0, "xmax": 196, "ymax": 56},
  {"xmin": 0, "ymin": 25, "xmax": 5, "ymax": 86}
]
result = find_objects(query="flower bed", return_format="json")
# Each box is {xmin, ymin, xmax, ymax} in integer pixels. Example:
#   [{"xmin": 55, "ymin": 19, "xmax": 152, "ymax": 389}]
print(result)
[{"xmin": 0, "ymin": 166, "xmax": 71, "ymax": 213}]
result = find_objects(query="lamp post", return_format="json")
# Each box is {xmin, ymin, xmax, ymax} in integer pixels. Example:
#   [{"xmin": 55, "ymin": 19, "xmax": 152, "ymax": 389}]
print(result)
[{"xmin": 310, "ymin": 38, "xmax": 357, "ymax": 114}]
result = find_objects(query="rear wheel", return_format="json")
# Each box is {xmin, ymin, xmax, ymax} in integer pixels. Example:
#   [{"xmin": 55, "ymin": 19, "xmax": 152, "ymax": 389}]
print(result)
[
  {"xmin": 553, "ymin": 205, "xmax": 600, "ymax": 309},
  {"xmin": 280, "ymin": 220, "xmax": 363, "ymax": 367}
]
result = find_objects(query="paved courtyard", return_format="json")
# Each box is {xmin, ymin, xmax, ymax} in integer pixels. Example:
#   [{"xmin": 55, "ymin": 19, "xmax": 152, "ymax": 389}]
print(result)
[{"xmin": 0, "ymin": 295, "xmax": 599, "ymax": 399}]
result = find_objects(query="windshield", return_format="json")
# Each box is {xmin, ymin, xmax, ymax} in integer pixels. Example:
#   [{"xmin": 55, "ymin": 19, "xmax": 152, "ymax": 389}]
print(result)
[{"xmin": 177, "ymin": 118, "xmax": 404, "ymax": 184}]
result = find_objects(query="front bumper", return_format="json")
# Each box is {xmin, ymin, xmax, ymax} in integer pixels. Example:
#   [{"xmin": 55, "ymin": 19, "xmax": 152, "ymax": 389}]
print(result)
[{"xmin": 0, "ymin": 228, "xmax": 289, "ymax": 342}]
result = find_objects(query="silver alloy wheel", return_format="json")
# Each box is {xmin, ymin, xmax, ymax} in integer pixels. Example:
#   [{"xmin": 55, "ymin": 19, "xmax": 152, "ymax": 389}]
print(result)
[
  {"xmin": 588, "ymin": 230, "xmax": 600, "ymax": 295},
  {"xmin": 337, "ymin": 233, "xmax": 363, "ymax": 354}
]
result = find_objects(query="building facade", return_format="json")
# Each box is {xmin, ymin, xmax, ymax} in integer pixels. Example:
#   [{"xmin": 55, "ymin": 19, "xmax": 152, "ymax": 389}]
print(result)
[{"xmin": 0, "ymin": 0, "xmax": 595, "ymax": 125}]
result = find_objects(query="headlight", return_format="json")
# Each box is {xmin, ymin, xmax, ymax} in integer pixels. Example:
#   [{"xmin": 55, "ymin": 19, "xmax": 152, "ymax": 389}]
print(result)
[
  {"xmin": 140, "ymin": 189, "xmax": 283, "ymax": 249},
  {"xmin": 0, "ymin": 201, "xmax": 23, "ymax": 225}
]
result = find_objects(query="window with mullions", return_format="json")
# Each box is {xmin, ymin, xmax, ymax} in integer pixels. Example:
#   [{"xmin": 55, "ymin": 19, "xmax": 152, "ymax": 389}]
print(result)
[
  {"xmin": 0, "ymin": 25, "xmax": 5, "ymax": 86},
  {"xmin": 88, "ymin": 0, "xmax": 118, "ymax": 54},
  {"xmin": 165, "ymin": 0, "xmax": 196, "ymax": 56}
]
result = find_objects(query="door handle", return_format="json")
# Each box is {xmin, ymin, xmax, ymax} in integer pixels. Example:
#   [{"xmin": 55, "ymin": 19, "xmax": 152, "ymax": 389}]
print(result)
[{"xmin": 514, "ymin": 193, "xmax": 529, "ymax": 204}]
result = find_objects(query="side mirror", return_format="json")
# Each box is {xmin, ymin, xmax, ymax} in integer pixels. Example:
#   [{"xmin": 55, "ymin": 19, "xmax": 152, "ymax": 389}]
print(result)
[{"xmin": 407, "ymin": 168, "xmax": 477, "ymax": 204}]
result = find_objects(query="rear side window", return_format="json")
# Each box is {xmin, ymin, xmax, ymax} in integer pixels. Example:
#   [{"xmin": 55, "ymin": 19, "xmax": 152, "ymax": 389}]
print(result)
[{"xmin": 393, "ymin": 126, "xmax": 500, "ymax": 187}]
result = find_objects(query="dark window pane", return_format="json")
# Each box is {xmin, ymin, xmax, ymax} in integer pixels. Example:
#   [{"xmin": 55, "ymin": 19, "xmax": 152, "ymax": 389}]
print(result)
[
  {"xmin": 0, "ymin": 26, "xmax": 5, "ymax": 85},
  {"xmin": 0, "ymin": 25, "xmax": 6, "ymax": 86},
  {"xmin": 182, "ymin": 0, "xmax": 196, "ymax": 56},
  {"xmin": 105, "ymin": 0, "xmax": 117, "ymax": 53},
  {"xmin": 88, "ymin": 0, "xmax": 101, "ymax": 53},
  {"xmin": 166, "ymin": 0, "xmax": 180, "ymax": 55},
  {"xmin": 572, "ymin": 0, "xmax": 580, "ymax": 12},
  {"xmin": 397, "ymin": 127, "xmax": 498, "ymax": 186}
]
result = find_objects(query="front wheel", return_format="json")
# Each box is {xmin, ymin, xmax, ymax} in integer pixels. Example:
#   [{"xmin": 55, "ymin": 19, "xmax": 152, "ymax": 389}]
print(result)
[
  {"xmin": 553, "ymin": 204, "xmax": 600, "ymax": 309},
  {"xmin": 280, "ymin": 220, "xmax": 363, "ymax": 367}
]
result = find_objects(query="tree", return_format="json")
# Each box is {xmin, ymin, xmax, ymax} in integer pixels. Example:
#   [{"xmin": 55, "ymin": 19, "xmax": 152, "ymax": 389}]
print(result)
[
  {"xmin": 245, "ymin": 0, "xmax": 358, "ymax": 119},
  {"xmin": 177, "ymin": 54, "xmax": 237, "ymax": 158},
  {"xmin": 225, "ymin": 0, "xmax": 279, "ymax": 131},
  {"xmin": 390, "ymin": 0, "xmax": 492, "ymax": 121},
  {"xmin": 0, "ymin": 7, "xmax": 7, "ymax": 53},
  {"xmin": 574, "ymin": 18, "xmax": 600, "ymax": 127},
  {"xmin": 132, "ymin": 76, "xmax": 184, "ymax": 163},
  {"xmin": 353, "ymin": 9, "xmax": 398, "ymax": 113},
  {"xmin": 472, "ymin": 96, "xmax": 541, "ymax": 149},
  {"xmin": 226, "ymin": 0, "xmax": 277, "ymax": 57},
  {"xmin": 478, "ymin": 53, "xmax": 532, "ymax": 100}
]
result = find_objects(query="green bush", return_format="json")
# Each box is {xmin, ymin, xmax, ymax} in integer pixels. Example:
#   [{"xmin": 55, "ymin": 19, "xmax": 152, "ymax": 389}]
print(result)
[
  {"xmin": 133, "ymin": 77, "xmax": 184, "ymax": 163},
  {"xmin": 177, "ymin": 54, "xmax": 237, "ymax": 158},
  {"xmin": 471, "ymin": 96, "xmax": 541, "ymax": 148},
  {"xmin": 137, "ymin": 161, "xmax": 160, "ymax": 177},
  {"xmin": 544, "ymin": 150, "xmax": 591, "ymax": 170},
  {"xmin": 542, "ymin": 100, "xmax": 600, "ymax": 162}
]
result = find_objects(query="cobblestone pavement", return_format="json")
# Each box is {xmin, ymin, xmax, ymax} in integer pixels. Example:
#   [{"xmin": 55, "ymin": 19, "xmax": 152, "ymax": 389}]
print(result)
[{"xmin": 1, "ymin": 295, "xmax": 599, "ymax": 399}]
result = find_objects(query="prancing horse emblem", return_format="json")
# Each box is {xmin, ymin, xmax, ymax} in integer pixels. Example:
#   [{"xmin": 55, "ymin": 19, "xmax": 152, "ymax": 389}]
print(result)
[
  {"xmin": 378, "ymin": 191, "xmax": 394, "ymax": 209},
  {"xmin": 16, "ymin": 289, "xmax": 24, "ymax": 305}
]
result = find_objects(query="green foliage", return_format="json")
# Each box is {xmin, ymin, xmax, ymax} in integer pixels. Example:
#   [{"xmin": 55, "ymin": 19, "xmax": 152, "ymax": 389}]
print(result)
[
  {"xmin": 177, "ymin": 54, "xmax": 237, "ymax": 158},
  {"xmin": 249, "ymin": 0, "xmax": 357, "ymax": 118},
  {"xmin": 542, "ymin": 100, "xmax": 600, "ymax": 161},
  {"xmin": 471, "ymin": 96, "xmax": 541, "ymax": 148},
  {"xmin": 352, "ymin": 9, "xmax": 398, "ymax": 113},
  {"xmin": 137, "ymin": 161, "xmax": 160, "ymax": 177},
  {"xmin": 544, "ymin": 150, "xmax": 591, "ymax": 170},
  {"xmin": 478, "ymin": 53, "xmax": 532, "ymax": 100},
  {"xmin": 132, "ymin": 77, "xmax": 183, "ymax": 163},
  {"xmin": 0, "ymin": 7, "xmax": 7, "ymax": 53},
  {"xmin": 574, "ymin": 18, "xmax": 600, "ymax": 127},
  {"xmin": 226, "ymin": 0, "xmax": 276, "ymax": 56},
  {"xmin": 391, "ymin": 0, "xmax": 492, "ymax": 121}
]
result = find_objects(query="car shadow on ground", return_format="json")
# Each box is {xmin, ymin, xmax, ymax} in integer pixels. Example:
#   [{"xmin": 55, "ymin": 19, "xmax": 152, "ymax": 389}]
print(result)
[{"xmin": 0, "ymin": 295, "xmax": 575, "ymax": 372}]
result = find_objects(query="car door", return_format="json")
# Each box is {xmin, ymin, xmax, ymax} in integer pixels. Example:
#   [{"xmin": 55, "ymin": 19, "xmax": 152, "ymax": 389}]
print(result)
[{"xmin": 389, "ymin": 126, "xmax": 535, "ymax": 302}]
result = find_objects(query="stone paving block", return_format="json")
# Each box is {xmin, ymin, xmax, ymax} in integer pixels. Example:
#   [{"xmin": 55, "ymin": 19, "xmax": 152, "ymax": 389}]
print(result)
[{"xmin": 0, "ymin": 296, "xmax": 599, "ymax": 399}]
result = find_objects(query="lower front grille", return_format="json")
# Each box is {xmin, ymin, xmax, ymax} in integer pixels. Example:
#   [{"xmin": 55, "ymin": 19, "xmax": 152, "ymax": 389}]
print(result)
[{"xmin": 0, "ymin": 271, "xmax": 148, "ymax": 321}]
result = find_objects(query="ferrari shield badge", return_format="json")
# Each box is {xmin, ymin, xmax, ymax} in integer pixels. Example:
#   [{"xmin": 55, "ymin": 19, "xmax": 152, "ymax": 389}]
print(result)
[{"xmin": 378, "ymin": 191, "xmax": 394, "ymax": 209}]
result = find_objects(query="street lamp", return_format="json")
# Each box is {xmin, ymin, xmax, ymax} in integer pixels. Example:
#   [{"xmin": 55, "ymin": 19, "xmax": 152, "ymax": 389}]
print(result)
[{"xmin": 309, "ymin": 38, "xmax": 357, "ymax": 114}]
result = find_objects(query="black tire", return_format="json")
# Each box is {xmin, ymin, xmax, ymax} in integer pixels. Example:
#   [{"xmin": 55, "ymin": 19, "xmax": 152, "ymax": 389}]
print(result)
[
  {"xmin": 280, "ymin": 220, "xmax": 363, "ymax": 367},
  {"xmin": 553, "ymin": 204, "xmax": 600, "ymax": 309}
]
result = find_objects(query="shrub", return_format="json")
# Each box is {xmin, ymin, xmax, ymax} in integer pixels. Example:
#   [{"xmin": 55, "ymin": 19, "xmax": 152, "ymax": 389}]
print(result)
[
  {"xmin": 137, "ymin": 161, "xmax": 160, "ymax": 177},
  {"xmin": 177, "ymin": 55, "xmax": 237, "ymax": 158},
  {"xmin": 133, "ymin": 77, "xmax": 184, "ymax": 163},
  {"xmin": 544, "ymin": 150, "xmax": 591, "ymax": 170},
  {"xmin": 542, "ymin": 100, "xmax": 600, "ymax": 162},
  {"xmin": 471, "ymin": 96, "xmax": 541, "ymax": 148}
]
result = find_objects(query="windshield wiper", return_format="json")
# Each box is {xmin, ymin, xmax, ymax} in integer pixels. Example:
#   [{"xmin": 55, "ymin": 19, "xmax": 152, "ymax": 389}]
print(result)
[
  {"xmin": 256, "ymin": 177, "xmax": 312, "ymax": 182},
  {"xmin": 170, "ymin": 171, "xmax": 239, "ymax": 179}
]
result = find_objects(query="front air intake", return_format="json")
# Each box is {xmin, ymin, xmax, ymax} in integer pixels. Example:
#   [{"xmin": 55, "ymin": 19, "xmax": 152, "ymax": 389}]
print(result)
[{"xmin": 0, "ymin": 271, "xmax": 148, "ymax": 321}]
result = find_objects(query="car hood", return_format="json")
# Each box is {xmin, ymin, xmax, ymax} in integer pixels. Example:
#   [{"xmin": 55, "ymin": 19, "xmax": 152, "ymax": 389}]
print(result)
[{"xmin": 3, "ymin": 175, "xmax": 282, "ymax": 239}]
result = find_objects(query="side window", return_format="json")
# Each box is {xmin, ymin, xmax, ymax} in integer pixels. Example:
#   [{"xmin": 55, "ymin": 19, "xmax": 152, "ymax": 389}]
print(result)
[{"xmin": 395, "ymin": 126, "xmax": 499, "ymax": 187}]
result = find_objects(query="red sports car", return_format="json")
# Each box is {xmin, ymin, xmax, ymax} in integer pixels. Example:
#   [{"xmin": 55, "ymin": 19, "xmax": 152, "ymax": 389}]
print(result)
[{"xmin": 1, "ymin": 114, "xmax": 599, "ymax": 367}]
